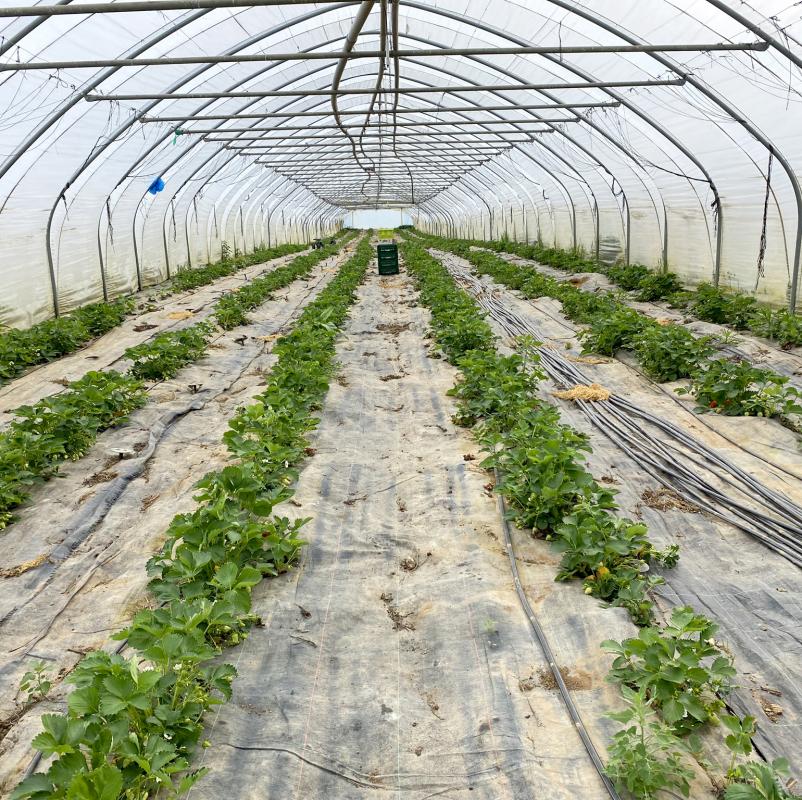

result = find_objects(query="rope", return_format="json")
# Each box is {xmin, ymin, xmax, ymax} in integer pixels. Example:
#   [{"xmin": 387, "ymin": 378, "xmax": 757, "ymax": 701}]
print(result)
[{"xmin": 756, "ymin": 146, "xmax": 774, "ymax": 285}]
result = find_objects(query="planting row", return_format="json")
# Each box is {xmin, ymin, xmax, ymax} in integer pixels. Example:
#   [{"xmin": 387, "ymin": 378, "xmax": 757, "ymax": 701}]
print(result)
[
  {"xmin": 0, "ymin": 239, "xmax": 323, "ymax": 387},
  {"xmin": 415, "ymin": 233, "xmax": 802, "ymax": 425},
  {"xmin": 0, "ymin": 236, "xmax": 354, "ymax": 529},
  {"xmin": 478, "ymin": 236, "xmax": 802, "ymax": 349},
  {"xmin": 399, "ymin": 236, "xmax": 797, "ymax": 800},
  {"xmin": 159, "ymin": 241, "xmax": 309, "ymax": 297},
  {"xmin": 11, "ymin": 236, "xmax": 372, "ymax": 800}
]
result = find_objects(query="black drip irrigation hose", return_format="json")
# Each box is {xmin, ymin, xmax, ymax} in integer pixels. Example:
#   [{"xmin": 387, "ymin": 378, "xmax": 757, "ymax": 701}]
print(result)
[
  {"xmin": 492, "ymin": 466, "xmax": 621, "ymax": 800},
  {"xmin": 439, "ymin": 255, "xmax": 802, "ymax": 568}
]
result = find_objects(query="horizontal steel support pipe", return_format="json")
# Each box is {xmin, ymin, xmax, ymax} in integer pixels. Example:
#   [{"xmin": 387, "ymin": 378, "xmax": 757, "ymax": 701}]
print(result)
[
  {"xmin": 216, "ymin": 136, "xmax": 534, "ymax": 145},
  {"xmin": 276, "ymin": 176, "xmax": 462, "ymax": 180},
  {"xmin": 304, "ymin": 186, "xmax": 449, "ymax": 193},
  {"xmin": 209, "ymin": 133, "xmax": 536, "ymax": 142},
  {"xmin": 141, "ymin": 102, "xmax": 620, "ymax": 121},
  {"xmin": 256, "ymin": 156, "xmax": 491, "ymax": 167},
  {"xmin": 270, "ymin": 175, "xmax": 466, "ymax": 181},
  {"xmin": 270, "ymin": 168, "xmax": 466, "ymax": 173},
  {"xmin": 0, "ymin": 0, "xmax": 355, "ymax": 15},
  {"xmin": 87, "ymin": 78, "xmax": 685, "ymax": 101},
  {"xmin": 278, "ymin": 173, "xmax": 463, "ymax": 179},
  {"xmin": 258, "ymin": 158, "xmax": 493, "ymax": 165},
  {"xmin": 260, "ymin": 157, "xmax": 484, "ymax": 164},
  {"xmin": 235, "ymin": 143, "xmax": 517, "ymax": 151},
  {"xmin": 177, "ymin": 121, "xmax": 564, "ymax": 132},
  {"xmin": 0, "ymin": 41, "xmax": 767, "ymax": 70}
]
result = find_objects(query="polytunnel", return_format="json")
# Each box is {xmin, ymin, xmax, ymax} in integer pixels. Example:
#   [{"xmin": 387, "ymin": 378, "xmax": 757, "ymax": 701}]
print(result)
[{"xmin": 0, "ymin": 2, "xmax": 801, "ymax": 799}]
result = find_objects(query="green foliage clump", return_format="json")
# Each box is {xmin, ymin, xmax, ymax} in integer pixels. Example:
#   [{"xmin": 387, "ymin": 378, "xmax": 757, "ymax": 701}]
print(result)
[
  {"xmin": 603, "ymin": 606, "xmax": 736, "ymax": 735},
  {"xmin": 678, "ymin": 358, "xmax": 802, "ymax": 417},
  {"xmin": 553, "ymin": 502, "xmax": 678, "ymax": 626},
  {"xmin": 748, "ymin": 307, "xmax": 802, "ymax": 348},
  {"xmin": 606, "ymin": 263, "xmax": 651, "ymax": 291},
  {"xmin": 580, "ymin": 307, "xmax": 652, "ymax": 356},
  {"xmin": 725, "ymin": 760, "xmax": 801, "ymax": 800},
  {"xmin": 19, "ymin": 661, "xmax": 53, "ymax": 704},
  {"xmin": 634, "ymin": 324, "xmax": 715, "ymax": 382},
  {"xmin": 0, "ymin": 371, "xmax": 146, "ymax": 526},
  {"xmin": 124, "ymin": 322, "xmax": 214, "ymax": 381},
  {"xmin": 604, "ymin": 687, "xmax": 696, "ymax": 800},
  {"xmin": 449, "ymin": 349, "xmax": 541, "ymax": 430},
  {"xmin": 684, "ymin": 287, "xmax": 753, "ymax": 329},
  {"xmin": 481, "ymin": 406, "xmax": 609, "ymax": 532},
  {"xmin": 556, "ymin": 287, "xmax": 621, "ymax": 324},
  {"xmin": 0, "ymin": 298, "xmax": 134, "ymax": 383},
  {"xmin": 636, "ymin": 271, "xmax": 684, "ymax": 301}
]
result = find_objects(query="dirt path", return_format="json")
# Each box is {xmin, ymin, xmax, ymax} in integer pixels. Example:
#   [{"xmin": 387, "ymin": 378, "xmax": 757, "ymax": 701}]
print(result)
[
  {"xmin": 187, "ymin": 263, "xmax": 629, "ymax": 799},
  {"xmin": 0, "ymin": 244, "xmax": 359, "ymax": 792},
  {"xmin": 0, "ymin": 247, "xmax": 312, "ymax": 427}
]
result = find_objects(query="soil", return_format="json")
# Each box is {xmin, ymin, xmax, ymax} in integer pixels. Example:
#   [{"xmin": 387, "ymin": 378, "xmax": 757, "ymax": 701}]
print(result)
[
  {"xmin": 535, "ymin": 667, "xmax": 594, "ymax": 692},
  {"xmin": 81, "ymin": 469, "xmax": 118, "ymax": 487},
  {"xmin": 641, "ymin": 487, "xmax": 700, "ymax": 513}
]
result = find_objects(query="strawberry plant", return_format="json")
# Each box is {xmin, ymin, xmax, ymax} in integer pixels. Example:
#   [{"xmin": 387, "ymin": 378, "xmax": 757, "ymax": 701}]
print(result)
[
  {"xmin": 519, "ymin": 270, "xmax": 564, "ymax": 300},
  {"xmin": 634, "ymin": 324, "xmax": 715, "ymax": 382},
  {"xmin": 602, "ymin": 606, "xmax": 736, "ymax": 735},
  {"xmin": 721, "ymin": 714, "xmax": 758, "ymax": 775},
  {"xmin": 606, "ymin": 264, "xmax": 651, "ymax": 291},
  {"xmin": 124, "ymin": 322, "xmax": 214, "ymax": 381},
  {"xmin": 666, "ymin": 290, "xmax": 695, "ymax": 309},
  {"xmin": 480, "ymin": 406, "xmax": 613, "ymax": 532},
  {"xmin": 580, "ymin": 307, "xmax": 653, "ymax": 356},
  {"xmin": 0, "ymin": 370, "xmax": 146, "ymax": 526},
  {"xmin": 449, "ymin": 349, "xmax": 541, "ymax": 429},
  {"xmin": 552, "ymin": 502, "xmax": 678, "ymax": 625},
  {"xmin": 720, "ymin": 717, "xmax": 800, "ymax": 799},
  {"xmin": 726, "ymin": 760, "xmax": 801, "ymax": 800},
  {"xmin": 748, "ymin": 307, "xmax": 802, "ymax": 348},
  {"xmin": 604, "ymin": 687, "xmax": 696, "ymax": 800},
  {"xmin": 678, "ymin": 358, "xmax": 802, "ymax": 417},
  {"xmin": 636, "ymin": 271, "xmax": 684, "ymax": 302},
  {"xmin": 19, "ymin": 662, "xmax": 53, "ymax": 704},
  {"xmin": 686, "ymin": 282, "xmax": 761, "ymax": 330},
  {"xmin": 0, "ymin": 298, "xmax": 134, "ymax": 383},
  {"xmin": 556, "ymin": 287, "xmax": 621, "ymax": 324}
]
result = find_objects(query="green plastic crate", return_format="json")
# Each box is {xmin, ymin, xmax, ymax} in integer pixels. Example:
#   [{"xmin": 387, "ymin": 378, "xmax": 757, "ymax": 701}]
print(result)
[{"xmin": 377, "ymin": 243, "xmax": 399, "ymax": 275}]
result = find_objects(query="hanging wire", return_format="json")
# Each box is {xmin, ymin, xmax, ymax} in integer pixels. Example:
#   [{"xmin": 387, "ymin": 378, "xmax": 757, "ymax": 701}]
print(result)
[{"xmin": 756, "ymin": 146, "xmax": 775, "ymax": 286}]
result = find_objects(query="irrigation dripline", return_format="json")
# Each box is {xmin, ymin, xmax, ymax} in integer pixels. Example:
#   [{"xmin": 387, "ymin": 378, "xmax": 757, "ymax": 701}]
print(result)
[{"xmin": 437, "ymin": 251, "xmax": 802, "ymax": 568}]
